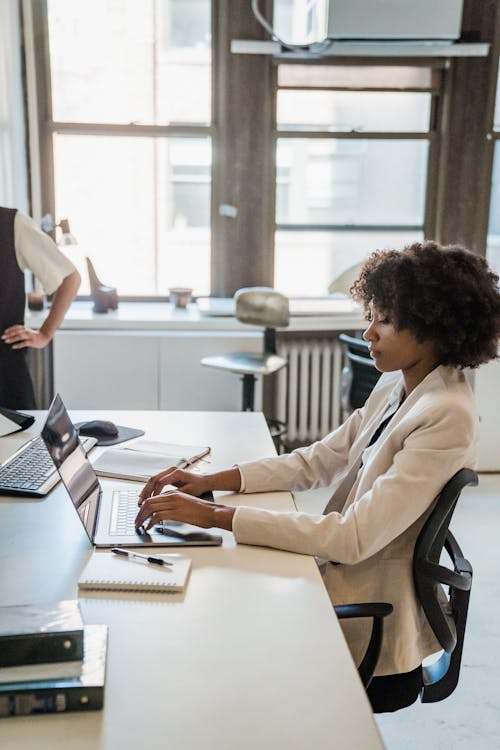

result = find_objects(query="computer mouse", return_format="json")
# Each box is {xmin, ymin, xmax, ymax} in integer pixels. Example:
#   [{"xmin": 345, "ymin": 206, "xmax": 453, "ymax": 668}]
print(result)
[{"xmin": 78, "ymin": 420, "xmax": 119, "ymax": 438}]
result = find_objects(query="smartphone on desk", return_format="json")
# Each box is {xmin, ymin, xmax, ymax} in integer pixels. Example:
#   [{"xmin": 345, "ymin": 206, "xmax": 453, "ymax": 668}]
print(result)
[{"xmin": 155, "ymin": 524, "xmax": 222, "ymax": 544}]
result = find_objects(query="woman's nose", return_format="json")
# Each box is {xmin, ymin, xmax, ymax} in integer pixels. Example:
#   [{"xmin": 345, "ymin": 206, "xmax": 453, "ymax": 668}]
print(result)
[{"xmin": 363, "ymin": 321, "xmax": 376, "ymax": 341}]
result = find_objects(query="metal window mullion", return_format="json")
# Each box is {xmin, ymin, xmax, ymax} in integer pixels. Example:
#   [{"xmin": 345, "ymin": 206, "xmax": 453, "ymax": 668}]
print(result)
[
  {"xmin": 276, "ymin": 129, "xmax": 431, "ymax": 139},
  {"xmin": 273, "ymin": 57, "xmax": 447, "ymax": 70},
  {"xmin": 276, "ymin": 224, "xmax": 423, "ymax": 232},
  {"xmin": 278, "ymin": 85, "xmax": 438, "ymax": 94},
  {"xmin": 50, "ymin": 121, "xmax": 214, "ymax": 138}
]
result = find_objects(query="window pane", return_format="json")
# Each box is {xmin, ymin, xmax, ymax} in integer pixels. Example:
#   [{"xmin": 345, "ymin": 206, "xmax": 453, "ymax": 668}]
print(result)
[
  {"xmin": 487, "ymin": 143, "xmax": 500, "ymax": 276},
  {"xmin": 278, "ymin": 64, "xmax": 434, "ymax": 90},
  {"xmin": 0, "ymin": 0, "xmax": 28, "ymax": 208},
  {"xmin": 275, "ymin": 229, "xmax": 423, "ymax": 297},
  {"xmin": 276, "ymin": 138, "xmax": 428, "ymax": 226},
  {"xmin": 277, "ymin": 91, "xmax": 431, "ymax": 132},
  {"xmin": 53, "ymin": 135, "xmax": 211, "ymax": 296},
  {"xmin": 48, "ymin": 0, "xmax": 211, "ymax": 124}
]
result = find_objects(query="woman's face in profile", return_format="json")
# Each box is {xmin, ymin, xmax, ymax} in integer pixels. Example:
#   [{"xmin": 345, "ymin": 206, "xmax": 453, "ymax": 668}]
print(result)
[{"xmin": 362, "ymin": 303, "xmax": 437, "ymax": 376}]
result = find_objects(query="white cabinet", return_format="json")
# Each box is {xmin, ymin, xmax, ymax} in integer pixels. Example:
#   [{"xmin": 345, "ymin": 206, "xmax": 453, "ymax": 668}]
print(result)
[
  {"xmin": 53, "ymin": 331, "xmax": 159, "ymax": 409},
  {"xmin": 53, "ymin": 329, "xmax": 263, "ymax": 411}
]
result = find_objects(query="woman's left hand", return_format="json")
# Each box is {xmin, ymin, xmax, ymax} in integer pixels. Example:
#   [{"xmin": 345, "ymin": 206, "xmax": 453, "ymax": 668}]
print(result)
[
  {"xmin": 135, "ymin": 489, "xmax": 235, "ymax": 532},
  {"xmin": 1, "ymin": 325, "xmax": 50, "ymax": 349}
]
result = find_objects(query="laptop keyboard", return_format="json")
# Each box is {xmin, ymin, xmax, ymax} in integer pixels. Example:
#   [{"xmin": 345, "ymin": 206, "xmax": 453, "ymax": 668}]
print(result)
[
  {"xmin": 0, "ymin": 437, "xmax": 56, "ymax": 493},
  {"xmin": 0, "ymin": 434, "xmax": 95, "ymax": 497},
  {"xmin": 110, "ymin": 489, "xmax": 142, "ymax": 535}
]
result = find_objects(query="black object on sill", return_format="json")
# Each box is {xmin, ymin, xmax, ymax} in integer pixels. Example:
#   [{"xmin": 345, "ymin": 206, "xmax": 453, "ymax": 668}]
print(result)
[{"xmin": 86, "ymin": 257, "xmax": 119, "ymax": 314}]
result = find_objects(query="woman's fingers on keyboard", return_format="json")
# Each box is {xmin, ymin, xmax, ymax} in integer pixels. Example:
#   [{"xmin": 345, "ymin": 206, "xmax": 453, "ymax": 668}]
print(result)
[{"xmin": 138, "ymin": 467, "xmax": 178, "ymax": 504}]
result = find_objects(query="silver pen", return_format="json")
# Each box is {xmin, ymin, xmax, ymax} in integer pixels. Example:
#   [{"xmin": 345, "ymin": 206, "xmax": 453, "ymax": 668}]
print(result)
[{"xmin": 111, "ymin": 547, "xmax": 173, "ymax": 567}]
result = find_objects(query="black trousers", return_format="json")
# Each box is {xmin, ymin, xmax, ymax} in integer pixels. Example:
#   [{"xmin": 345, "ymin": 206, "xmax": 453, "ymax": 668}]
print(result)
[
  {"xmin": 367, "ymin": 666, "xmax": 423, "ymax": 713},
  {"xmin": 0, "ymin": 348, "xmax": 37, "ymax": 410}
]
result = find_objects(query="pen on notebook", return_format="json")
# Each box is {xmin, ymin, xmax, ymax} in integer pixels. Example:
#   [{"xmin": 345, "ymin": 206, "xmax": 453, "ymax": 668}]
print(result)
[{"xmin": 111, "ymin": 547, "xmax": 173, "ymax": 567}]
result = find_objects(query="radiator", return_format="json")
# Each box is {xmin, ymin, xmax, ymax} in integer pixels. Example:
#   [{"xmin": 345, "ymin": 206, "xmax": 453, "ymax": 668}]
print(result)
[{"xmin": 276, "ymin": 337, "xmax": 344, "ymax": 445}]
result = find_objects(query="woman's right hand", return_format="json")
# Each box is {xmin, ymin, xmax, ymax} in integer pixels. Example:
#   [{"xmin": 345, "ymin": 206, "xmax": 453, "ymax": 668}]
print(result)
[{"xmin": 138, "ymin": 467, "xmax": 212, "ymax": 506}]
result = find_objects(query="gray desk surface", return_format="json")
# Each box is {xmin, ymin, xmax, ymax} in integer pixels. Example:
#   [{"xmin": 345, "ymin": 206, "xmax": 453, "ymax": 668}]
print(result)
[{"xmin": 0, "ymin": 411, "xmax": 384, "ymax": 749}]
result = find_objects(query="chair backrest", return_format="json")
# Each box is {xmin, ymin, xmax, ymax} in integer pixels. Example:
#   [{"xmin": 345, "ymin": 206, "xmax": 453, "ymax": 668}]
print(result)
[
  {"xmin": 235, "ymin": 288, "xmax": 290, "ymax": 356},
  {"xmin": 413, "ymin": 468, "xmax": 478, "ymax": 703},
  {"xmin": 338, "ymin": 333, "xmax": 382, "ymax": 412},
  {"xmin": 235, "ymin": 287, "xmax": 290, "ymax": 328}
]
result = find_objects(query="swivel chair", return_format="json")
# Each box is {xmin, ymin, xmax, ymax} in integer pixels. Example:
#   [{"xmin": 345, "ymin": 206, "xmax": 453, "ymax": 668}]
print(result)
[
  {"xmin": 336, "ymin": 468, "xmax": 477, "ymax": 711},
  {"xmin": 201, "ymin": 287, "xmax": 289, "ymax": 450},
  {"xmin": 338, "ymin": 333, "xmax": 382, "ymax": 417}
]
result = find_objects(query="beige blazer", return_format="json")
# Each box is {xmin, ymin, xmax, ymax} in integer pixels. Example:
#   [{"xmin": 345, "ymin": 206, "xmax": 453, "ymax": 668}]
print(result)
[{"xmin": 233, "ymin": 365, "xmax": 477, "ymax": 676}]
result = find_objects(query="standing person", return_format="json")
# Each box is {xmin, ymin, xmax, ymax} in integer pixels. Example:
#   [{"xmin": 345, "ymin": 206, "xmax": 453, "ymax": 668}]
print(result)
[
  {"xmin": 0, "ymin": 206, "xmax": 80, "ymax": 409},
  {"xmin": 135, "ymin": 241, "xmax": 500, "ymax": 710}
]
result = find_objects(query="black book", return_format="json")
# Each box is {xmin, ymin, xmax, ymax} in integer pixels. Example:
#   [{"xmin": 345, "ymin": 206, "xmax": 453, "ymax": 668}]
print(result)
[
  {"xmin": 0, "ymin": 624, "xmax": 108, "ymax": 717},
  {"xmin": 0, "ymin": 600, "xmax": 84, "ymax": 667}
]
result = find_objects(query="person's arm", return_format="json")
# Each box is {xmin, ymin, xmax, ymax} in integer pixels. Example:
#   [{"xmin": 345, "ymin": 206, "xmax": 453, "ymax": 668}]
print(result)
[
  {"xmin": 136, "ymin": 396, "xmax": 475, "ymax": 560},
  {"xmin": 1, "ymin": 270, "xmax": 81, "ymax": 349}
]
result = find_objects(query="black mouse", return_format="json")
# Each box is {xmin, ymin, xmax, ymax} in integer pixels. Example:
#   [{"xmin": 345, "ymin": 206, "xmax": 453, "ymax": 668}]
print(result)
[{"xmin": 78, "ymin": 420, "xmax": 119, "ymax": 438}]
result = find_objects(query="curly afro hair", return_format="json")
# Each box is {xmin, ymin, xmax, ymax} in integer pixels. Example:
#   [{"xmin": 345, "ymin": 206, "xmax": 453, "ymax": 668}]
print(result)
[{"xmin": 350, "ymin": 241, "xmax": 500, "ymax": 369}]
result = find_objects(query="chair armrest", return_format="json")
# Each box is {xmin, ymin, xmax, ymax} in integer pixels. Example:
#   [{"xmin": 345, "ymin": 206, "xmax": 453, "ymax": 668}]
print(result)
[
  {"xmin": 335, "ymin": 603, "xmax": 393, "ymax": 620},
  {"xmin": 334, "ymin": 602, "xmax": 393, "ymax": 688}
]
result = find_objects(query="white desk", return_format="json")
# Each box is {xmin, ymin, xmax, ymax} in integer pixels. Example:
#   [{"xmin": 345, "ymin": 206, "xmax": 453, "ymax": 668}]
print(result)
[{"xmin": 0, "ymin": 411, "xmax": 384, "ymax": 749}]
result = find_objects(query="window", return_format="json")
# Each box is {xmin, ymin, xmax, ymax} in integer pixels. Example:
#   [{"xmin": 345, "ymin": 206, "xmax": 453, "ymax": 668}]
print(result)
[
  {"xmin": 46, "ymin": 0, "xmax": 212, "ymax": 296},
  {"xmin": 0, "ymin": 0, "xmax": 28, "ymax": 209},
  {"xmin": 274, "ymin": 64, "xmax": 438, "ymax": 296},
  {"xmin": 487, "ymin": 64, "xmax": 500, "ymax": 276}
]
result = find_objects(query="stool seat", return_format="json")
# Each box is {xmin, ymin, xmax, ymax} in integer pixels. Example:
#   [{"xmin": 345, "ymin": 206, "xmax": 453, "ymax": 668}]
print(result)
[{"xmin": 201, "ymin": 352, "xmax": 287, "ymax": 377}]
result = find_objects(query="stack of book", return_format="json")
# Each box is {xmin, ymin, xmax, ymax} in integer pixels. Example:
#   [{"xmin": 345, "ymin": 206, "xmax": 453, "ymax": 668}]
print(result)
[{"xmin": 0, "ymin": 600, "xmax": 108, "ymax": 718}]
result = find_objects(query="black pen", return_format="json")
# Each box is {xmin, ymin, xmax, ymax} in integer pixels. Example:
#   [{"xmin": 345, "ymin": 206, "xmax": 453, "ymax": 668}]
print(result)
[{"xmin": 111, "ymin": 547, "xmax": 173, "ymax": 567}]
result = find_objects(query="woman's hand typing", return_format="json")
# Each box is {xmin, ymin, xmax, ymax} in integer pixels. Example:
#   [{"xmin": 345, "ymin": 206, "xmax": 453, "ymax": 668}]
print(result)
[{"xmin": 135, "ymin": 489, "xmax": 235, "ymax": 532}]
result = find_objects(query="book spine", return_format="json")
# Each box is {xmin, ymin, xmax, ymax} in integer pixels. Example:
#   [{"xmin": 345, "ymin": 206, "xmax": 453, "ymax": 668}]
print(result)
[
  {"xmin": 0, "ymin": 686, "xmax": 103, "ymax": 717},
  {"xmin": 0, "ymin": 631, "xmax": 84, "ymax": 667}
]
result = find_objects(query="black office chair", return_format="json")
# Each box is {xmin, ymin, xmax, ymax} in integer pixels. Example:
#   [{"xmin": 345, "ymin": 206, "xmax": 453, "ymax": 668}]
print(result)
[
  {"xmin": 334, "ymin": 602, "xmax": 393, "ymax": 689},
  {"xmin": 338, "ymin": 333, "xmax": 381, "ymax": 416},
  {"xmin": 336, "ymin": 468, "xmax": 477, "ymax": 709},
  {"xmin": 201, "ymin": 287, "xmax": 289, "ymax": 451}
]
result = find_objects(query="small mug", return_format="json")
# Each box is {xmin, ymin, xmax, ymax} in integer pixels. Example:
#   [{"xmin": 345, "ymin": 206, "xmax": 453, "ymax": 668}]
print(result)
[
  {"xmin": 27, "ymin": 292, "xmax": 46, "ymax": 311},
  {"xmin": 169, "ymin": 287, "xmax": 193, "ymax": 309}
]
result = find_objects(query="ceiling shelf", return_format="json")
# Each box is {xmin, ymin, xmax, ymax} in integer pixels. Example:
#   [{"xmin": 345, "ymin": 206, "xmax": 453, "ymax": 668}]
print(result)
[{"xmin": 231, "ymin": 39, "xmax": 490, "ymax": 59}]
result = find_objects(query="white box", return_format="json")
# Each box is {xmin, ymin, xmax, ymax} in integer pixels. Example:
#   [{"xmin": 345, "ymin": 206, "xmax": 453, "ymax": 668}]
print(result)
[{"xmin": 327, "ymin": 0, "xmax": 464, "ymax": 41}]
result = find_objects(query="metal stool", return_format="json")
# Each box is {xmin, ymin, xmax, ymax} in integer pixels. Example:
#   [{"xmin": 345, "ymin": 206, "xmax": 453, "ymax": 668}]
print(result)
[{"xmin": 201, "ymin": 287, "xmax": 289, "ymax": 451}]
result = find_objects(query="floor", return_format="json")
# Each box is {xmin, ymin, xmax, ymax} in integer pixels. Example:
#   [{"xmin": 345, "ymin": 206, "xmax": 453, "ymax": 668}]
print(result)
[{"xmin": 293, "ymin": 474, "xmax": 500, "ymax": 750}]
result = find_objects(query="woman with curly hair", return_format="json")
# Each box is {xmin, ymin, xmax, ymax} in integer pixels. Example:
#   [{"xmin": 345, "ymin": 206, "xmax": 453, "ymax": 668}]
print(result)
[{"xmin": 135, "ymin": 241, "xmax": 500, "ymax": 710}]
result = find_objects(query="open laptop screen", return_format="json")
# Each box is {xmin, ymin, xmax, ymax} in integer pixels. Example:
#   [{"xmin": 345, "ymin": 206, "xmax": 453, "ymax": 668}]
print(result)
[{"xmin": 41, "ymin": 394, "xmax": 100, "ymax": 541}]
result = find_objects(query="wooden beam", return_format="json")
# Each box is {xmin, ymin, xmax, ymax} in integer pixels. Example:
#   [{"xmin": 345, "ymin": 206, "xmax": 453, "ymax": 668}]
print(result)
[
  {"xmin": 211, "ymin": 0, "xmax": 276, "ymax": 296},
  {"xmin": 434, "ymin": 0, "xmax": 500, "ymax": 254}
]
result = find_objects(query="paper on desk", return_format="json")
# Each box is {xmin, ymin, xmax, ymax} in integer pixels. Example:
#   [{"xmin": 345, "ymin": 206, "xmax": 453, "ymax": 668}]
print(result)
[
  {"xmin": 91, "ymin": 439, "xmax": 210, "ymax": 482},
  {"xmin": 0, "ymin": 413, "xmax": 22, "ymax": 438}
]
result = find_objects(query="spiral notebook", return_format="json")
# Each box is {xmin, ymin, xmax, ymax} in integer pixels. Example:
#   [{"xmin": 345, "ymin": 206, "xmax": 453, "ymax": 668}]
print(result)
[{"xmin": 78, "ymin": 552, "xmax": 191, "ymax": 593}]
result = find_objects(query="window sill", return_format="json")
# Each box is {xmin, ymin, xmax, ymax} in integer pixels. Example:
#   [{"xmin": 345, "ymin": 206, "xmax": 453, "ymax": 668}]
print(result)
[{"xmin": 26, "ymin": 299, "xmax": 364, "ymax": 333}]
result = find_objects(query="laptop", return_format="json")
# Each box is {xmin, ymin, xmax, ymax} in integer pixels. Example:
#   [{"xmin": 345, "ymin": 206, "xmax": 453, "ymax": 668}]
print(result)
[{"xmin": 41, "ymin": 394, "xmax": 223, "ymax": 548}]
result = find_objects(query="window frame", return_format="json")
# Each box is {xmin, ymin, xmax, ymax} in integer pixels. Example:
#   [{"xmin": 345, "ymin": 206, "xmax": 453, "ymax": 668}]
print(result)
[{"xmin": 24, "ymin": 0, "xmax": 500, "ymax": 300}]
